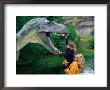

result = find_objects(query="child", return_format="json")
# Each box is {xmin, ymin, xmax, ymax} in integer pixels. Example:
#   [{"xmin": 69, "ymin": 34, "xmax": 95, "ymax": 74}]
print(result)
[{"xmin": 62, "ymin": 42, "xmax": 76, "ymax": 69}]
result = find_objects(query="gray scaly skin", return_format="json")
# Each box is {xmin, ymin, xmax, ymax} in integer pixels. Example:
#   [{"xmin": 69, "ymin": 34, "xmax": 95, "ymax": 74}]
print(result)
[{"xmin": 16, "ymin": 18, "xmax": 68, "ymax": 61}]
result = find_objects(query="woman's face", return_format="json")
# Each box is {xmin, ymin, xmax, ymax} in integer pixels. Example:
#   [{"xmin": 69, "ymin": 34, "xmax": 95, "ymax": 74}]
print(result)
[{"xmin": 75, "ymin": 54, "xmax": 82, "ymax": 60}]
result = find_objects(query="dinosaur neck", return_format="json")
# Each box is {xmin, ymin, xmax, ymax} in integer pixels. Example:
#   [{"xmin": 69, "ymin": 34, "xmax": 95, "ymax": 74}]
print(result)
[
  {"xmin": 17, "ymin": 37, "xmax": 29, "ymax": 51},
  {"xmin": 16, "ymin": 29, "xmax": 37, "ymax": 51}
]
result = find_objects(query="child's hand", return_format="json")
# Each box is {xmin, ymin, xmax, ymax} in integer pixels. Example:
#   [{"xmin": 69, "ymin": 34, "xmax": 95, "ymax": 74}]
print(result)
[
  {"xmin": 59, "ymin": 52, "xmax": 64, "ymax": 55},
  {"xmin": 63, "ymin": 60, "xmax": 69, "ymax": 66},
  {"xmin": 63, "ymin": 60, "xmax": 67, "ymax": 64}
]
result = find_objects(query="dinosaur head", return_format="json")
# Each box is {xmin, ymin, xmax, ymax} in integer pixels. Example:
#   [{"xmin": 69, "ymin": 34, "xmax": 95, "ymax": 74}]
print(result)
[
  {"xmin": 17, "ymin": 18, "xmax": 69, "ymax": 55},
  {"xmin": 36, "ymin": 18, "xmax": 69, "ymax": 55}
]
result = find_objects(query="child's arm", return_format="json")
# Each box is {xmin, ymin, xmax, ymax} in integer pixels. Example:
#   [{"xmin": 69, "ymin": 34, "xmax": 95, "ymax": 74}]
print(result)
[{"xmin": 59, "ymin": 48, "xmax": 70, "ymax": 55}]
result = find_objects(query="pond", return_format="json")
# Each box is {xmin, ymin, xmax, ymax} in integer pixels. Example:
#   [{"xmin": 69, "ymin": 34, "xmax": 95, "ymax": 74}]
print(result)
[{"xmin": 80, "ymin": 58, "xmax": 94, "ymax": 75}]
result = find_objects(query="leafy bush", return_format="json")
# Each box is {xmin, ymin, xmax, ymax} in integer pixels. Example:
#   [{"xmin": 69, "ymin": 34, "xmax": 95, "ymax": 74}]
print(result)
[
  {"xmin": 65, "ymin": 24, "xmax": 77, "ymax": 42},
  {"xmin": 89, "ymin": 38, "xmax": 94, "ymax": 49}
]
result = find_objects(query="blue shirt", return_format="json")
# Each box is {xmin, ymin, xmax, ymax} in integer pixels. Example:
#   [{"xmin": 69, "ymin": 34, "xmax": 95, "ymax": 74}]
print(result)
[{"xmin": 63, "ymin": 48, "xmax": 75, "ymax": 63}]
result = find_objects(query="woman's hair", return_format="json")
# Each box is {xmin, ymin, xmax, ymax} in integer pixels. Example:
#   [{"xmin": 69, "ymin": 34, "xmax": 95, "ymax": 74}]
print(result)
[{"xmin": 68, "ymin": 42, "xmax": 76, "ymax": 51}]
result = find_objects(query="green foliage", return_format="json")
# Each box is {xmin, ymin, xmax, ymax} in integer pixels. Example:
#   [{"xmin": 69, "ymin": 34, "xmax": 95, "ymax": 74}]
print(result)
[
  {"xmin": 75, "ymin": 36, "xmax": 82, "ymax": 51},
  {"xmin": 65, "ymin": 24, "xmax": 77, "ymax": 42},
  {"xmin": 89, "ymin": 38, "xmax": 94, "ymax": 49},
  {"xmin": 17, "ymin": 55, "xmax": 65, "ymax": 74},
  {"xmin": 47, "ymin": 16, "xmax": 64, "ymax": 24},
  {"xmin": 50, "ymin": 33, "xmax": 66, "ymax": 52},
  {"xmin": 17, "ymin": 43, "xmax": 64, "ymax": 74}
]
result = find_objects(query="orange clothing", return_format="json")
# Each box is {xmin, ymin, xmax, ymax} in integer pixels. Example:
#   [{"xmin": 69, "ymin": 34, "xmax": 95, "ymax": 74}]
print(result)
[
  {"xmin": 64, "ymin": 61, "xmax": 80, "ymax": 74},
  {"xmin": 63, "ymin": 54, "xmax": 85, "ymax": 74}
]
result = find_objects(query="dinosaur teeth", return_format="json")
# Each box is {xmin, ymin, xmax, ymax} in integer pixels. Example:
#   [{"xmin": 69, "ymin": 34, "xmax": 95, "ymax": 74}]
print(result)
[{"xmin": 58, "ymin": 33, "xmax": 65, "ymax": 36}]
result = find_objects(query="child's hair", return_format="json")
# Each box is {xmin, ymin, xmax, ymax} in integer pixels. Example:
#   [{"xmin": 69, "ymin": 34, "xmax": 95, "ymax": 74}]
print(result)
[{"xmin": 68, "ymin": 42, "xmax": 76, "ymax": 51}]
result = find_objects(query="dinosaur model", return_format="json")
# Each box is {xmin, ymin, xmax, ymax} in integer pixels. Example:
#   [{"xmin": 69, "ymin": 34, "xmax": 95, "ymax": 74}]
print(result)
[{"xmin": 16, "ymin": 18, "xmax": 69, "ymax": 61}]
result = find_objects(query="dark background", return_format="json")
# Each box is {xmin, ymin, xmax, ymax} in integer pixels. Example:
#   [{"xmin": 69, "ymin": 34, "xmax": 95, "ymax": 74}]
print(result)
[
  {"xmin": 0, "ymin": 0, "xmax": 110, "ymax": 90},
  {"xmin": 0, "ymin": 0, "xmax": 109, "ymax": 4}
]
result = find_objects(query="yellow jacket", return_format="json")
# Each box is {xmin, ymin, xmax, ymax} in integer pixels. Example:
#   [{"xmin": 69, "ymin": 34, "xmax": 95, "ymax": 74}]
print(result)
[{"xmin": 64, "ymin": 61, "xmax": 80, "ymax": 74}]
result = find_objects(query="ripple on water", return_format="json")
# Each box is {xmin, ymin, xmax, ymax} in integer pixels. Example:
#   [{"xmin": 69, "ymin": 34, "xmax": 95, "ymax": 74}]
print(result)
[{"xmin": 80, "ymin": 68, "xmax": 94, "ymax": 75}]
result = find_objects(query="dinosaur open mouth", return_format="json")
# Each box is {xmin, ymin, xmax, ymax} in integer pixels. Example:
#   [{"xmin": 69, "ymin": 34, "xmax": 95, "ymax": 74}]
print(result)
[{"xmin": 45, "ymin": 32, "xmax": 68, "ymax": 55}]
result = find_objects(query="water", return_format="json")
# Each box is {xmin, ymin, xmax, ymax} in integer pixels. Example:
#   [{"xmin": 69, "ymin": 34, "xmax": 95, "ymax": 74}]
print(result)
[{"xmin": 80, "ymin": 68, "xmax": 94, "ymax": 75}]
